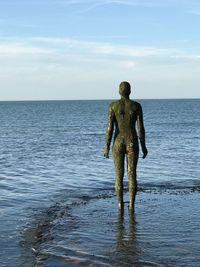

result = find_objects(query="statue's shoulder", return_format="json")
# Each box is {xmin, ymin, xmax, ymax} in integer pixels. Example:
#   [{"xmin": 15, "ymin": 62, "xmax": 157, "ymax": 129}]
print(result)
[
  {"xmin": 129, "ymin": 99, "xmax": 142, "ymax": 109},
  {"xmin": 109, "ymin": 100, "xmax": 120, "ymax": 110}
]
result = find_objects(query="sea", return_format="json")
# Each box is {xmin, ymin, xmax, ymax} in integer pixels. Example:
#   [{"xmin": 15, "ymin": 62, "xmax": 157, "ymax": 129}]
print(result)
[{"xmin": 0, "ymin": 99, "xmax": 199, "ymax": 267}]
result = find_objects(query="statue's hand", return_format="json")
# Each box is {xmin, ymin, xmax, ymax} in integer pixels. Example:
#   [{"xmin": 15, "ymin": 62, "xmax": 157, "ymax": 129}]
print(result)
[
  {"xmin": 103, "ymin": 146, "xmax": 110, "ymax": 159},
  {"xmin": 142, "ymin": 146, "xmax": 148, "ymax": 159}
]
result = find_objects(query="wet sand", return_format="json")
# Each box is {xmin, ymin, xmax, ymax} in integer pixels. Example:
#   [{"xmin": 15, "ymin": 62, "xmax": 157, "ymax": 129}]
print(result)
[{"xmin": 20, "ymin": 189, "xmax": 200, "ymax": 267}]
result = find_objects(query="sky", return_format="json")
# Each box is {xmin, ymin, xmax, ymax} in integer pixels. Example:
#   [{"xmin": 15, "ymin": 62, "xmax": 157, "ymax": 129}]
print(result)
[{"xmin": 0, "ymin": 0, "xmax": 200, "ymax": 100}]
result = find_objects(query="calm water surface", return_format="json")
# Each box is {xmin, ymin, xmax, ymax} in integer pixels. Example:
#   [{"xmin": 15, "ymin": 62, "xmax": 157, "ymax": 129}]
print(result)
[{"xmin": 0, "ymin": 99, "xmax": 199, "ymax": 266}]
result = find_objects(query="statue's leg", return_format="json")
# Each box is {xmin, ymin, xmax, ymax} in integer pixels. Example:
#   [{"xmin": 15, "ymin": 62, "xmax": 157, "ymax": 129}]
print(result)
[
  {"xmin": 113, "ymin": 147, "xmax": 125, "ymax": 209},
  {"xmin": 127, "ymin": 146, "xmax": 139, "ymax": 210}
]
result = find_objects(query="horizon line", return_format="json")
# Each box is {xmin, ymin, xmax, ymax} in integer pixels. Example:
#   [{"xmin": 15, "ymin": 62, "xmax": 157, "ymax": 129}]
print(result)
[{"xmin": 0, "ymin": 97, "xmax": 199, "ymax": 102}]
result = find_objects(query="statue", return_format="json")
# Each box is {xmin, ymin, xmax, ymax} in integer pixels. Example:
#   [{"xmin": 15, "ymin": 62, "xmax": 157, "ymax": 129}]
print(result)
[{"xmin": 104, "ymin": 81, "xmax": 148, "ymax": 210}]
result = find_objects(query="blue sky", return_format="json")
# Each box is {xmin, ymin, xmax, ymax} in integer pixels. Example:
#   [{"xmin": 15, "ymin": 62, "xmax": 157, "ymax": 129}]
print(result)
[{"xmin": 0, "ymin": 0, "xmax": 200, "ymax": 100}]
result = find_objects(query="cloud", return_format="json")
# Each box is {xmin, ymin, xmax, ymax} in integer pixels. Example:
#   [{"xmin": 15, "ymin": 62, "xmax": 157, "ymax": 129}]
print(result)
[
  {"xmin": 1, "ymin": 37, "xmax": 199, "ymax": 67},
  {"xmin": 31, "ymin": 36, "xmax": 171, "ymax": 58},
  {"xmin": 171, "ymin": 54, "xmax": 200, "ymax": 61},
  {"xmin": 119, "ymin": 61, "xmax": 137, "ymax": 69},
  {"xmin": 59, "ymin": 0, "xmax": 174, "ymax": 8},
  {"xmin": 56, "ymin": 0, "xmax": 172, "ymax": 14},
  {"xmin": 102, "ymin": 0, "xmax": 166, "ymax": 7},
  {"xmin": 58, "ymin": 0, "xmax": 200, "ymax": 16},
  {"xmin": 0, "ymin": 36, "xmax": 200, "ymax": 100},
  {"xmin": 0, "ymin": 42, "xmax": 52, "ymax": 57}
]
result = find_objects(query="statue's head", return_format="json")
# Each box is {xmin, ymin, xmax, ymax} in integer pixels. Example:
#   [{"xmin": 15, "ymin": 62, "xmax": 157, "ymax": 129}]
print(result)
[{"xmin": 119, "ymin": 81, "xmax": 131, "ymax": 97}]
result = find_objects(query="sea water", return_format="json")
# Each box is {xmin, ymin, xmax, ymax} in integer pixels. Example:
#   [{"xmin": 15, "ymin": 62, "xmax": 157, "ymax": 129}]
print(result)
[{"xmin": 0, "ymin": 99, "xmax": 199, "ymax": 266}]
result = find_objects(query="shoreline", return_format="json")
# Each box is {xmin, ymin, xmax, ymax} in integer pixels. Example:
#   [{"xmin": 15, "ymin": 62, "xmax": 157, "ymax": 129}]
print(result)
[{"xmin": 20, "ymin": 189, "xmax": 200, "ymax": 267}]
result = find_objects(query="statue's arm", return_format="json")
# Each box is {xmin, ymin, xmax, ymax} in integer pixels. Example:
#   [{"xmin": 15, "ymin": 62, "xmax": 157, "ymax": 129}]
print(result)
[
  {"xmin": 137, "ymin": 104, "xmax": 148, "ymax": 159},
  {"xmin": 104, "ymin": 105, "xmax": 115, "ymax": 158}
]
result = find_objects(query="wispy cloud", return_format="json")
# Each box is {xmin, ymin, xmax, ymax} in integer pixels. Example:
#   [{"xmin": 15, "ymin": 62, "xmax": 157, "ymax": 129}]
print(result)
[
  {"xmin": 59, "ymin": 0, "xmax": 173, "ymax": 8},
  {"xmin": 57, "ymin": 0, "xmax": 173, "ymax": 14},
  {"xmin": 58, "ymin": 0, "xmax": 200, "ymax": 16},
  {"xmin": 102, "ymin": 0, "xmax": 167, "ymax": 7},
  {"xmin": 171, "ymin": 54, "xmax": 200, "ymax": 61},
  {"xmin": 31, "ymin": 37, "xmax": 172, "ymax": 58},
  {"xmin": 0, "ymin": 36, "xmax": 200, "ymax": 100},
  {"xmin": 1, "ymin": 36, "xmax": 200, "ymax": 66},
  {"xmin": 0, "ymin": 42, "xmax": 52, "ymax": 58}
]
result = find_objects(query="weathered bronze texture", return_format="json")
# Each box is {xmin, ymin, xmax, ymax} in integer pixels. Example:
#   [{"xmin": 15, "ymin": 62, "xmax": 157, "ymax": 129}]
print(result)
[{"xmin": 104, "ymin": 81, "xmax": 148, "ymax": 210}]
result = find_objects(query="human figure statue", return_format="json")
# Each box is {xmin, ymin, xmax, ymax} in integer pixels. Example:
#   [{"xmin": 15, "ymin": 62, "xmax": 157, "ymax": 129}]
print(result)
[{"xmin": 103, "ymin": 81, "xmax": 148, "ymax": 210}]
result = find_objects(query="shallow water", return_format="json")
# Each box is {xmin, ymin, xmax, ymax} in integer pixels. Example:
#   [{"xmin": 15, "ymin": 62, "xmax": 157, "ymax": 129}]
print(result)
[
  {"xmin": 0, "ymin": 99, "xmax": 199, "ymax": 266},
  {"xmin": 20, "ymin": 189, "xmax": 200, "ymax": 267}
]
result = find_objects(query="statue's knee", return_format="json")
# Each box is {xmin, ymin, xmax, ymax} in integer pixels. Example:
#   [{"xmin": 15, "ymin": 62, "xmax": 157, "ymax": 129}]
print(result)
[
  {"xmin": 128, "ymin": 169, "xmax": 136, "ymax": 179},
  {"xmin": 115, "ymin": 165, "xmax": 124, "ymax": 176}
]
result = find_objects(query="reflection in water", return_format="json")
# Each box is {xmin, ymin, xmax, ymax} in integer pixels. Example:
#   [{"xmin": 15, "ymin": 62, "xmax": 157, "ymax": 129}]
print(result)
[{"xmin": 115, "ymin": 209, "xmax": 140, "ymax": 265}]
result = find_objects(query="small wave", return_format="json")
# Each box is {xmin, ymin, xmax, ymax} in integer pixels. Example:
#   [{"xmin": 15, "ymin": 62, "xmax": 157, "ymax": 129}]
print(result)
[
  {"xmin": 42, "ymin": 249, "xmax": 113, "ymax": 267},
  {"xmin": 138, "ymin": 184, "xmax": 200, "ymax": 194}
]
